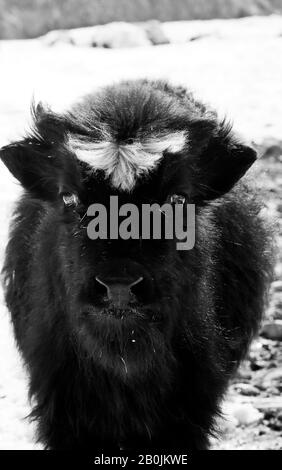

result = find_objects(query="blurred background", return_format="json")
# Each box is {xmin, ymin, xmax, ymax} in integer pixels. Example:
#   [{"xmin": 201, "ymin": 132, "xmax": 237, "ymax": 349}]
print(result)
[
  {"xmin": 1, "ymin": 0, "xmax": 282, "ymax": 38},
  {"xmin": 0, "ymin": 0, "xmax": 281, "ymax": 450}
]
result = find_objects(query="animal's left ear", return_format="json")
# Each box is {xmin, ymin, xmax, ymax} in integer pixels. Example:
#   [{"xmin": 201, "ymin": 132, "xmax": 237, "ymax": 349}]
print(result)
[{"xmin": 190, "ymin": 121, "xmax": 257, "ymax": 201}]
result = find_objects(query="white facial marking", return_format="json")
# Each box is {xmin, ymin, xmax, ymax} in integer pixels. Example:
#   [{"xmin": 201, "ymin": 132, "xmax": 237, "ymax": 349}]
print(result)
[{"xmin": 68, "ymin": 132, "xmax": 187, "ymax": 191}]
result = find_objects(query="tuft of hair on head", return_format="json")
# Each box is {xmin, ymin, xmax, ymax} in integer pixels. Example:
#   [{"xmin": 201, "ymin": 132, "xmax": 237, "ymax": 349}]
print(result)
[
  {"xmin": 68, "ymin": 131, "xmax": 187, "ymax": 191},
  {"xmin": 27, "ymin": 100, "xmax": 69, "ymax": 147}
]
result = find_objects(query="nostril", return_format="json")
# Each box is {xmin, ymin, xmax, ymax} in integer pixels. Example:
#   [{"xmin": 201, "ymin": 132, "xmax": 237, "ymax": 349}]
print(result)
[
  {"xmin": 128, "ymin": 277, "xmax": 143, "ymax": 289},
  {"xmin": 130, "ymin": 277, "xmax": 150, "ymax": 303},
  {"xmin": 94, "ymin": 277, "xmax": 108, "ymax": 299}
]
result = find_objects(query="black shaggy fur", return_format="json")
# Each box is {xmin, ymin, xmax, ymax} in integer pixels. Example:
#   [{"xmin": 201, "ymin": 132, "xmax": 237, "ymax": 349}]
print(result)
[{"xmin": 0, "ymin": 80, "xmax": 273, "ymax": 450}]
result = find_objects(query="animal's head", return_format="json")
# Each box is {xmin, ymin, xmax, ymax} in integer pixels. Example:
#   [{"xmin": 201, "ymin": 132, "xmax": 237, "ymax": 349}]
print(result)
[{"xmin": 0, "ymin": 80, "xmax": 256, "ymax": 379}]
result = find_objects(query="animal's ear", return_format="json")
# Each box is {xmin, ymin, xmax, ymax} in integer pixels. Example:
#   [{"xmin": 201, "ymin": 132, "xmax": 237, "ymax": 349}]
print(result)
[
  {"xmin": 190, "ymin": 121, "xmax": 257, "ymax": 201},
  {"xmin": 0, "ymin": 139, "xmax": 60, "ymax": 197},
  {"xmin": 0, "ymin": 139, "xmax": 79, "ymax": 198}
]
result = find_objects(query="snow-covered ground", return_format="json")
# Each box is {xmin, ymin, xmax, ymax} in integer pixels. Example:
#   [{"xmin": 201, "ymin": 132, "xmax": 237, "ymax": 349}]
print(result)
[{"xmin": 0, "ymin": 15, "xmax": 281, "ymax": 449}]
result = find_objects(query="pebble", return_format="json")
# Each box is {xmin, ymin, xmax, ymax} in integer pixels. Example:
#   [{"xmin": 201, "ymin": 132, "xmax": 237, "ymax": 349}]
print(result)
[
  {"xmin": 270, "ymin": 281, "xmax": 282, "ymax": 294},
  {"xmin": 250, "ymin": 360, "xmax": 268, "ymax": 371},
  {"xmin": 260, "ymin": 320, "xmax": 282, "ymax": 341},
  {"xmin": 260, "ymin": 367, "xmax": 282, "ymax": 389},
  {"xmin": 264, "ymin": 411, "xmax": 282, "ymax": 432},
  {"xmin": 274, "ymin": 264, "xmax": 282, "ymax": 279},
  {"xmin": 231, "ymin": 403, "xmax": 263, "ymax": 426},
  {"xmin": 143, "ymin": 20, "xmax": 169, "ymax": 45},
  {"xmin": 265, "ymin": 387, "xmax": 280, "ymax": 396},
  {"xmin": 235, "ymin": 366, "xmax": 252, "ymax": 381},
  {"xmin": 233, "ymin": 383, "xmax": 260, "ymax": 396}
]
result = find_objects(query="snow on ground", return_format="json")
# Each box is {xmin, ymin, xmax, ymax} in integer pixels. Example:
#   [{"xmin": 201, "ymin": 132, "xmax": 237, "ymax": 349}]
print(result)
[{"xmin": 0, "ymin": 15, "xmax": 281, "ymax": 449}]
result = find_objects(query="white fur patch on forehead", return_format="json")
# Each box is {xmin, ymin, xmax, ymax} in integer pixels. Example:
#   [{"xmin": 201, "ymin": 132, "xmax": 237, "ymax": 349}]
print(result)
[{"xmin": 68, "ymin": 131, "xmax": 186, "ymax": 191}]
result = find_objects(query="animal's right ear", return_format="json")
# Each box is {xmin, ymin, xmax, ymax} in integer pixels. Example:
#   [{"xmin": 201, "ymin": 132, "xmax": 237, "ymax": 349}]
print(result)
[{"xmin": 0, "ymin": 139, "xmax": 63, "ymax": 198}]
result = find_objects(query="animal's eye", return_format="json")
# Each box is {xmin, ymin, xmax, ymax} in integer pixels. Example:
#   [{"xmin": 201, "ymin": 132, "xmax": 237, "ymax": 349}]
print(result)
[
  {"xmin": 170, "ymin": 194, "xmax": 186, "ymax": 205},
  {"xmin": 61, "ymin": 192, "xmax": 79, "ymax": 208}
]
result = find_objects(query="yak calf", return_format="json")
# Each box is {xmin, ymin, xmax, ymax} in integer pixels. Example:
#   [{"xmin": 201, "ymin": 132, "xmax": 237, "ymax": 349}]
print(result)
[{"xmin": 0, "ymin": 80, "xmax": 272, "ymax": 450}]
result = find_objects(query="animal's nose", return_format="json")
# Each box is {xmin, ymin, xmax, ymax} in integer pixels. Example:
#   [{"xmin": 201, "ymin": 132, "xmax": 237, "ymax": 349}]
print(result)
[{"xmin": 95, "ymin": 276, "xmax": 143, "ymax": 308}]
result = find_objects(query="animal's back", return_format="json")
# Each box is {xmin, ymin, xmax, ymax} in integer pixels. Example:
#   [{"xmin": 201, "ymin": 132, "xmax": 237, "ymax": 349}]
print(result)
[{"xmin": 204, "ymin": 181, "xmax": 273, "ymax": 366}]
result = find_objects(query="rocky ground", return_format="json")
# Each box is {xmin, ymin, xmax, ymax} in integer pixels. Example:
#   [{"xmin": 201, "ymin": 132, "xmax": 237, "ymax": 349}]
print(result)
[
  {"xmin": 0, "ymin": 15, "xmax": 281, "ymax": 450},
  {"xmin": 212, "ymin": 153, "xmax": 282, "ymax": 450}
]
